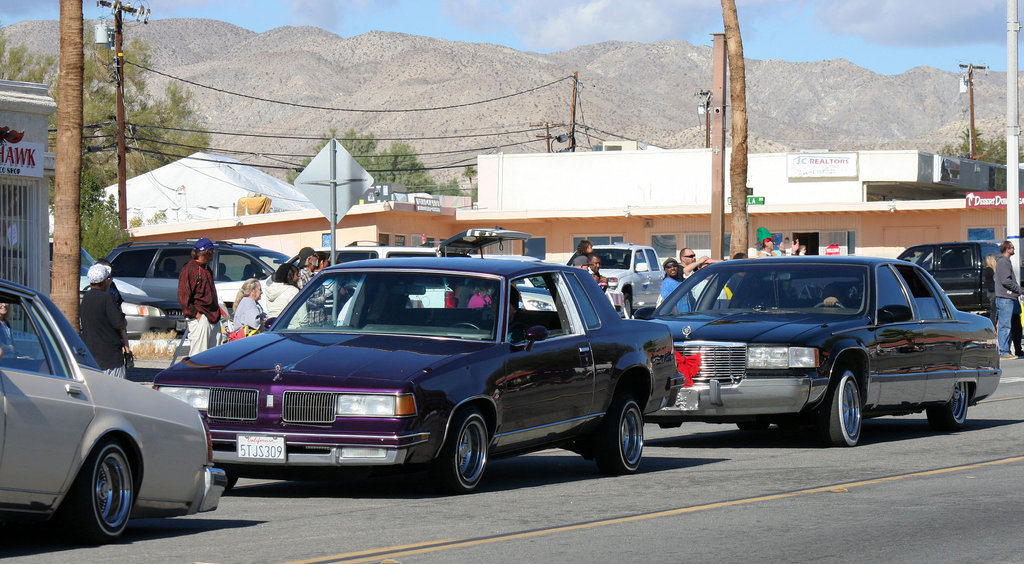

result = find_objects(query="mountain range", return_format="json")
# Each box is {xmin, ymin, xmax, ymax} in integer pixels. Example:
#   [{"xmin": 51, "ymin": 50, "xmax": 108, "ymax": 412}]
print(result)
[{"xmin": 5, "ymin": 18, "xmax": 1013, "ymax": 183}]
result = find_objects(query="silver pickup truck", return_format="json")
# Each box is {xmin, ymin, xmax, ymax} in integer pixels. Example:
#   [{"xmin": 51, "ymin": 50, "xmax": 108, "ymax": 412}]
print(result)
[{"xmin": 568, "ymin": 243, "xmax": 664, "ymax": 317}]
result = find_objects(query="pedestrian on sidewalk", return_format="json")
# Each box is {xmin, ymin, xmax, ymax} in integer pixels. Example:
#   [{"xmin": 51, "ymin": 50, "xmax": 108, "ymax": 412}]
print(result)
[
  {"xmin": 80, "ymin": 263, "xmax": 130, "ymax": 378},
  {"xmin": 995, "ymin": 240, "xmax": 1023, "ymax": 360},
  {"xmin": 178, "ymin": 237, "xmax": 222, "ymax": 357}
]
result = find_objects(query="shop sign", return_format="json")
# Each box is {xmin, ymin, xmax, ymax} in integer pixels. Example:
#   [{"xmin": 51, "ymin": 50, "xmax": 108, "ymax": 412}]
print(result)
[
  {"xmin": 0, "ymin": 127, "xmax": 43, "ymax": 178},
  {"xmin": 965, "ymin": 191, "xmax": 1024, "ymax": 208},
  {"xmin": 787, "ymin": 152, "xmax": 857, "ymax": 179},
  {"xmin": 415, "ymin": 196, "xmax": 441, "ymax": 214}
]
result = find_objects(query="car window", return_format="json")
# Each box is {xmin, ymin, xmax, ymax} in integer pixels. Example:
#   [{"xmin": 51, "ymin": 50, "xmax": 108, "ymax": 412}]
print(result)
[
  {"xmin": 876, "ymin": 264, "xmax": 913, "ymax": 311},
  {"xmin": 0, "ymin": 296, "xmax": 58, "ymax": 377},
  {"xmin": 246, "ymin": 248, "xmax": 290, "ymax": 272},
  {"xmin": 937, "ymin": 245, "xmax": 972, "ymax": 270},
  {"xmin": 109, "ymin": 248, "xmax": 157, "ymax": 278},
  {"xmin": 898, "ymin": 246, "xmax": 933, "ymax": 270},
  {"xmin": 217, "ymin": 250, "xmax": 268, "ymax": 282},
  {"xmin": 593, "ymin": 249, "xmax": 630, "ymax": 270},
  {"xmin": 154, "ymin": 248, "xmax": 192, "ymax": 279},
  {"xmin": 335, "ymin": 251, "xmax": 379, "ymax": 263},
  {"xmin": 565, "ymin": 271, "xmax": 601, "ymax": 330},
  {"xmin": 278, "ymin": 271, "xmax": 500, "ymax": 340},
  {"xmin": 893, "ymin": 263, "xmax": 948, "ymax": 319},
  {"xmin": 509, "ymin": 273, "xmax": 580, "ymax": 342},
  {"xmin": 658, "ymin": 263, "xmax": 868, "ymax": 316},
  {"xmin": 644, "ymin": 249, "xmax": 659, "ymax": 269},
  {"xmin": 634, "ymin": 250, "xmax": 647, "ymax": 270}
]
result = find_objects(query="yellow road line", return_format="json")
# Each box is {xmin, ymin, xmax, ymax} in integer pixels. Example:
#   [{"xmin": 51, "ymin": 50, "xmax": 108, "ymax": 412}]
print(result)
[
  {"xmin": 979, "ymin": 394, "xmax": 1024, "ymax": 403},
  {"xmin": 282, "ymin": 455, "xmax": 1024, "ymax": 564}
]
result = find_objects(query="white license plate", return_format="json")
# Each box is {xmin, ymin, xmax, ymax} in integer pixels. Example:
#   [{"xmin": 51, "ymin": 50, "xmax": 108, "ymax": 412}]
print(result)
[{"xmin": 237, "ymin": 435, "xmax": 285, "ymax": 460}]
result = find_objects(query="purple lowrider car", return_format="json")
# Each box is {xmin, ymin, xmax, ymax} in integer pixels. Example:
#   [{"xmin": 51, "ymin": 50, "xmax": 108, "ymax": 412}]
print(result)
[{"xmin": 154, "ymin": 230, "xmax": 682, "ymax": 493}]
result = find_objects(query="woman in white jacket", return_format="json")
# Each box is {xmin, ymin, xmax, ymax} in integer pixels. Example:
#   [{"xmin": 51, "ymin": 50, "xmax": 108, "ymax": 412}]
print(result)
[{"xmin": 266, "ymin": 263, "xmax": 300, "ymax": 319}]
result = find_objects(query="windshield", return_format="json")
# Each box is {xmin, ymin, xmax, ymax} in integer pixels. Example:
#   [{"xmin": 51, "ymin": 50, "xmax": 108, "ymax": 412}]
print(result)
[
  {"xmin": 658, "ymin": 263, "xmax": 869, "ymax": 316},
  {"xmin": 275, "ymin": 270, "xmax": 501, "ymax": 340},
  {"xmin": 250, "ymin": 249, "xmax": 290, "ymax": 272},
  {"xmin": 593, "ymin": 249, "xmax": 631, "ymax": 270}
]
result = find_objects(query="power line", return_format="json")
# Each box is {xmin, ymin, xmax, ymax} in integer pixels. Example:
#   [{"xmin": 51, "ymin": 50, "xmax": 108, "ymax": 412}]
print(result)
[
  {"xmin": 132, "ymin": 123, "xmax": 549, "ymax": 141},
  {"xmin": 126, "ymin": 59, "xmax": 574, "ymax": 113}
]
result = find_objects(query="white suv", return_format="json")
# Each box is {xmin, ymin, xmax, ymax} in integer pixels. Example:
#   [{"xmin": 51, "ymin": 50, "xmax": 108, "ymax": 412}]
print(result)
[{"xmin": 568, "ymin": 243, "xmax": 663, "ymax": 317}]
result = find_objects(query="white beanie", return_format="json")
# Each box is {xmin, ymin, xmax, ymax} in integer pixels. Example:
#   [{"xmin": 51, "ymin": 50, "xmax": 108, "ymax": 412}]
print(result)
[{"xmin": 87, "ymin": 264, "xmax": 111, "ymax": 285}]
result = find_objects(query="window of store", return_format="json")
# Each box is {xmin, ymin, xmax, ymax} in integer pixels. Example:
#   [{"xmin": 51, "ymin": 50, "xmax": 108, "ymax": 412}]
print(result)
[
  {"xmin": 684, "ymin": 233, "xmax": 711, "ymax": 258},
  {"xmin": 650, "ymin": 235, "xmax": 676, "ymax": 260},
  {"xmin": 573, "ymin": 235, "xmax": 624, "ymax": 247},
  {"xmin": 378, "ymin": 233, "xmax": 390, "ymax": 245}
]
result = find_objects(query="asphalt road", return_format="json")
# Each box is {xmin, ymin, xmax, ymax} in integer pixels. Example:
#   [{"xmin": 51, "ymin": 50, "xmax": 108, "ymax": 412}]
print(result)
[{"xmin": 4, "ymin": 361, "xmax": 1024, "ymax": 563}]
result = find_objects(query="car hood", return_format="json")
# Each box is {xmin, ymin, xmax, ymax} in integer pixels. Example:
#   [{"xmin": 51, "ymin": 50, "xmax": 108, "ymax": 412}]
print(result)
[
  {"xmin": 652, "ymin": 311, "xmax": 865, "ymax": 343},
  {"xmin": 156, "ymin": 332, "xmax": 492, "ymax": 388}
]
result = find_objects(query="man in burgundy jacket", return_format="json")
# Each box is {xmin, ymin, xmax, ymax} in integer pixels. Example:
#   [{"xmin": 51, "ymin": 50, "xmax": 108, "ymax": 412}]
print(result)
[{"xmin": 178, "ymin": 237, "xmax": 222, "ymax": 356}]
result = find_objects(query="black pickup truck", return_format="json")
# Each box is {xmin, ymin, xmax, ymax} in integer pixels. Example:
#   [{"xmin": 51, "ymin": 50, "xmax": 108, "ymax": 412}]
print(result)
[{"xmin": 897, "ymin": 241, "xmax": 1000, "ymax": 314}]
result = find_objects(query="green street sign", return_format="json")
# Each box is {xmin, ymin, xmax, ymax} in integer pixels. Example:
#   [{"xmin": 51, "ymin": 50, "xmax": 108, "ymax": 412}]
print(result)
[{"xmin": 727, "ymin": 196, "xmax": 766, "ymax": 205}]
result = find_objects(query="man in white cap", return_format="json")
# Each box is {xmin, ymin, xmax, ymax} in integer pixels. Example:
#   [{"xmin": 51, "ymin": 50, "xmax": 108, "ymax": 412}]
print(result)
[
  {"xmin": 178, "ymin": 237, "xmax": 222, "ymax": 356},
  {"xmin": 80, "ymin": 263, "xmax": 130, "ymax": 378}
]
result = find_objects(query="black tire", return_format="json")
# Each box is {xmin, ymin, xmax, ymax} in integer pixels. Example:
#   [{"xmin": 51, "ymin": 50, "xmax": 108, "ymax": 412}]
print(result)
[
  {"xmin": 593, "ymin": 393, "xmax": 644, "ymax": 475},
  {"xmin": 622, "ymin": 292, "xmax": 633, "ymax": 319},
  {"xmin": 927, "ymin": 380, "xmax": 969, "ymax": 431},
  {"xmin": 58, "ymin": 440, "xmax": 135, "ymax": 544},
  {"xmin": 736, "ymin": 421, "xmax": 770, "ymax": 431},
  {"xmin": 430, "ymin": 407, "xmax": 488, "ymax": 494},
  {"xmin": 223, "ymin": 470, "xmax": 239, "ymax": 493},
  {"xmin": 817, "ymin": 369, "xmax": 862, "ymax": 447}
]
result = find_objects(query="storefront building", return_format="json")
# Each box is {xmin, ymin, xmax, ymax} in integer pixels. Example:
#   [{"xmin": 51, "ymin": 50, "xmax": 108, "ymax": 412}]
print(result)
[{"xmin": 0, "ymin": 80, "xmax": 56, "ymax": 292}]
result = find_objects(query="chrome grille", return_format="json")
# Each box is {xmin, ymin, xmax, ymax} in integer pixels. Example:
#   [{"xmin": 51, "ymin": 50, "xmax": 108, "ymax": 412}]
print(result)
[
  {"xmin": 208, "ymin": 387, "xmax": 258, "ymax": 420},
  {"xmin": 676, "ymin": 341, "xmax": 746, "ymax": 384},
  {"xmin": 283, "ymin": 391, "xmax": 337, "ymax": 424}
]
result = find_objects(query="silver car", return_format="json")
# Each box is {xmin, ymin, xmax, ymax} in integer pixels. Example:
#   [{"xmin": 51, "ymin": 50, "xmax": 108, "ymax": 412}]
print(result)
[{"xmin": 0, "ymin": 278, "xmax": 226, "ymax": 544}]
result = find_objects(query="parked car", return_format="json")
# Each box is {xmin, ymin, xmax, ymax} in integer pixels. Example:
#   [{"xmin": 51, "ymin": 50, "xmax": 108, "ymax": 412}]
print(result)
[
  {"xmin": 897, "ymin": 241, "xmax": 1001, "ymax": 315},
  {"xmin": 634, "ymin": 256, "xmax": 1000, "ymax": 447},
  {"xmin": 105, "ymin": 240, "xmax": 290, "ymax": 310},
  {"xmin": 0, "ymin": 278, "xmax": 225, "ymax": 544},
  {"xmin": 154, "ymin": 229, "xmax": 682, "ymax": 493},
  {"xmin": 568, "ymin": 243, "xmax": 663, "ymax": 317}
]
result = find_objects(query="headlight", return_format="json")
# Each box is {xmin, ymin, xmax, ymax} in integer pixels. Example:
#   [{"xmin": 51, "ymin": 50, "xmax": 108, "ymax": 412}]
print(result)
[
  {"xmin": 524, "ymin": 298, "xmax": 554, "ymax": 311},
  {"xmin": 335, "ymin": 394, "xmax": 416, "ymax": 417},
  {"xmin": 747, "ymin": 346, "xmax": 818, "ymax": 369},
  {"xmin": 606, "ymin": 277, "xmax": 619, "ymax": 289},
  {"xmin": 122, "ymin": 303, "xmax": 165, "ymax": 317},
  {"xmin": 156, "ymin": 386, "xmax": 210, "ymax": 410}
]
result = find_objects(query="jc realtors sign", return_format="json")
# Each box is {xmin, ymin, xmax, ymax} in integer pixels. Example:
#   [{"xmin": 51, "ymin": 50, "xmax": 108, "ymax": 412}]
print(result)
[{"xmin": 0, "ymin": 127, "xmax": 43, "ymax": 178}]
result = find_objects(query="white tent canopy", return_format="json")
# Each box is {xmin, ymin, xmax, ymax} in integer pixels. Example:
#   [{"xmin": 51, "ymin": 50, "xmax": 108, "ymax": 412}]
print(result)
[{"xmin": 104, "ymin": 152, "xmax": 316, "ymax": 223}]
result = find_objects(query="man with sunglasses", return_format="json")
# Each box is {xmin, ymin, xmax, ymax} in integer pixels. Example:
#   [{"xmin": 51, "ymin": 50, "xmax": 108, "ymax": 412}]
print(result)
[{"xmin": 679, "ymin": 247, "xmax": 714, "ymax": 279}]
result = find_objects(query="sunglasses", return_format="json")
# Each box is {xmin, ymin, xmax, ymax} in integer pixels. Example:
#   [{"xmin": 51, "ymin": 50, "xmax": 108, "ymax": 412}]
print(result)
[
  {"xmin": 666, "ymin": 264, "xmax": 679, "ymax": 269},
  {"xmin": 681, "ymin": 254, "xmax": 696, "ymax": 259}
]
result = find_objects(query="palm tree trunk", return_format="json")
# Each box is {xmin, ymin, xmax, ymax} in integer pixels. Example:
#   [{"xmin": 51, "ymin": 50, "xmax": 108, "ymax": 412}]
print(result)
[
  {"xmin": 54, "ymin": 0, "xmax": 84, "ymax": 322},
  {"xmin": 722, "ymin": 0, "xmax": 749, "ymax": 257}
]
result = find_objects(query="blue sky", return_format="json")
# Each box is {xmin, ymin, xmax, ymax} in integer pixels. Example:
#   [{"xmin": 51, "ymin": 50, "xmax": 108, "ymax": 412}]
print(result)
[{"xmin": 2, "ymin": 0, "xmax": 1018, "ymax": 76}]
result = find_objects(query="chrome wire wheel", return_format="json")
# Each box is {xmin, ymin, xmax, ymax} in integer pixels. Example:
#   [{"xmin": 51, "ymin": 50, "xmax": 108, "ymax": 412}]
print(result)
[
  {"xmin": 94, "ymin": 447, "xmax": 133, "ymax": 532},
  {"xmin": 618, "ymin": 402, "xmax": 644, "ymax": 469},
  {"xmin": 839, "ymin": 374, "xmax": 862, "ymax": 442},
  {"xmin": 949, "ymin": 381, "xmax": 968, "ymax": 424},
  {"xmin": 818, "ymin": 369, "xmax": 862, "ymax": 447},
  {"xmin": 455, "ymin": 417, "xmax": 487, "ymax": 486}
]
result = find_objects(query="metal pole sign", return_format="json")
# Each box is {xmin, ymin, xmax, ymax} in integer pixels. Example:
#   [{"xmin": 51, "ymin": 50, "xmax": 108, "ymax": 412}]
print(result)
[{"xmin": 293, "ymin": 139, "xmax": 374, "ymax": 262}]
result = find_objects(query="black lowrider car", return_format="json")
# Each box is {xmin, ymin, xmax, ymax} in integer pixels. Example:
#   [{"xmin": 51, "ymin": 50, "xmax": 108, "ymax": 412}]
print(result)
[
  {"xmin": 154, "ymin": 234, "xmax": 681, "ymax": 493},
  {"xmin": 634, "ymin": 256, "xmax": 1000, "ymax": 447}
]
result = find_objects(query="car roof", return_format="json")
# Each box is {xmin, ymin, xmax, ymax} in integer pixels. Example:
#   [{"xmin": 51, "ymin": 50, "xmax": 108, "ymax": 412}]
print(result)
[
  {"xmin": 325, "ymin": 256, "xmax": 572, "ymax": 277},
  {"xmin": 717, "ymin": 256, "xmax": 898, "ymax": 267}
]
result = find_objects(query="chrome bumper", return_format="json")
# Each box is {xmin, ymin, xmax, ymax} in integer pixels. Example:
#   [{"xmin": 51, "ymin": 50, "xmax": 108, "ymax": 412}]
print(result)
[
  {"xmin": 198, "ymin": 466, "xmax": 227, "ymax": 513},
  {"xmin": 212, "ymin": 444, "xmax": 413, "ymax": 467},
  {"xmin": 649, "ymin": 373, "xmax": 828, "ymax": 420}
]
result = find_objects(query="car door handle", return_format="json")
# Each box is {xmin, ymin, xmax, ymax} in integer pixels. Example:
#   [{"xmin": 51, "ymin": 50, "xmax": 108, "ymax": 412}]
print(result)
[
  {"xmin": 961, "ymin": 273, "xmax": 973, "ymax": 279},
  {"xmin": 65, "ymin": 384, "xmax": 84, "ymax": 396}
]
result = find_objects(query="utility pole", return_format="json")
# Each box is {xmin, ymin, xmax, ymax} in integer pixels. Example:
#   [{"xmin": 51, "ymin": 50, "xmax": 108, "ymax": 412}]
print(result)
[
  {"xmin": 568, "ymin": 71, "xmax": 578, "ymax": 152},
  {"xmin": 697, "ymin": 90, "xmax": 712, "ymax": 148},
  {"xmin": 98, "ymin": 0, "xmax": 149, "ymax": 230},
  {"xmin": 531, "ymin": 122, "xmax": 566, "ymax": 152},
  {"xmin": 1007, "ymin": 0, "xmax": 1020, "ymax": 274},
  {"xmin": 959, "ymin": 62, "xmax": 988, "ymax": 159}
]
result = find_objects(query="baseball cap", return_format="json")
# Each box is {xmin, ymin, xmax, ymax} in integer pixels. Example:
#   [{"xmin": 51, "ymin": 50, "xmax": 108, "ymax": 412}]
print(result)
[
  {"xmin": 663, "ymin": 259, "xmax": 679, "ymax": 269},
  {"xmin": 87, "ymin": 263, "xmax": 111, "ymax": 284},
  {"xmin": 194, "ymin": 237, "xmax": 217, "ymax": 252}
]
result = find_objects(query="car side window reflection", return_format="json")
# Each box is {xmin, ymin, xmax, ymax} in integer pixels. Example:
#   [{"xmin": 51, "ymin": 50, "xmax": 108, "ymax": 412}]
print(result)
[
  {"xmin": 565, "ymin": 272, "xmax": 601, "ymax": 330},
  {"xmin": 876, "ymin": 265, "xmax": 913, "ymax": 314},
  {"xmin": 0, "ymin": 297, "xmax": 56, "ymax": 377},
  {"xmin": 894, "ymin": 264, "xmax": 948, "ymax": 319}
]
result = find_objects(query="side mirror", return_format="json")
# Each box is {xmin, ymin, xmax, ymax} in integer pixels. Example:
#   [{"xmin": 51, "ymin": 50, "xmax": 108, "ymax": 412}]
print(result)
[
  {"xmin": 523, "ymin": 325, "xmax": 549, "ymax": 351},
  {"xmin": 877, "ymin": 304, "xmax": 912, "ymax": 324},
  {"xmin": 635, "ymin": 263, "xmax": 650, "ymax": 273},
  {"xmin": 632, "ymin": 306, "xmax": 656, "ymax": 320}
]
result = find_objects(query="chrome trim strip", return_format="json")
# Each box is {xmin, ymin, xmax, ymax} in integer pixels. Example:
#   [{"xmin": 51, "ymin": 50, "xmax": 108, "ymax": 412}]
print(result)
[{"xmin": 492, "ymin": 412, "xmax": 603, "ymax": 439}]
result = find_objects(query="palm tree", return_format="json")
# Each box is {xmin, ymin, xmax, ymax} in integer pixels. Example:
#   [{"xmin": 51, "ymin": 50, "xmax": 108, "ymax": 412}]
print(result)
[
  {"xmin": 722, "ymin": 0, "xmax": 749, "ymax": 257},
  {"xmin": 54, "ymin": 0, "xmax": 84, "ymax": 321}
]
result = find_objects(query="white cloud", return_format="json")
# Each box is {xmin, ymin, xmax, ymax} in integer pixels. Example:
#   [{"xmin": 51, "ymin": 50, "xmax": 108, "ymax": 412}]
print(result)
[{"xmin": 812, "ymin": 0, "xmax": 1005, "ymax": 47}]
